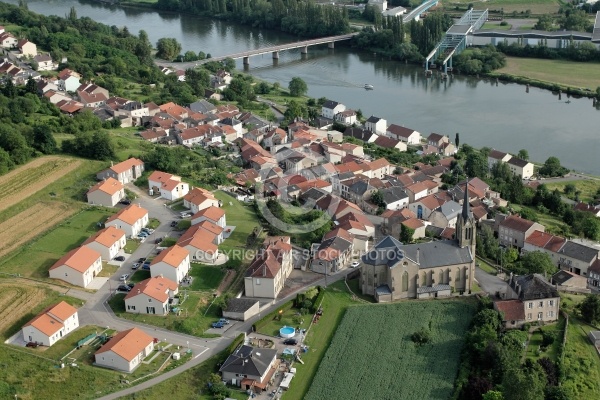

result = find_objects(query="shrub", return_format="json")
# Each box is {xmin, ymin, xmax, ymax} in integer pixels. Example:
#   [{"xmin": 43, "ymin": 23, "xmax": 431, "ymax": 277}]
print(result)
[{"xmin": 411, "ymin": 329, "xmax": 432, "ymax": 346}]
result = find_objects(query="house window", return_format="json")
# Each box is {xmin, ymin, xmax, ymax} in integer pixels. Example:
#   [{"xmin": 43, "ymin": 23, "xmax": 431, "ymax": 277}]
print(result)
[
  {"xmin": 548, "ymin": 300, "xmax": 554, "ymax": 307},
  {"xmin": 148, "ymin": 299, "xmax": 152, "ymax": 302},
  {"xmin": 255, "ymin": 279, "xmax": 261, "ymax": 285},
  {"xmin": 537, "ymin": 312, "xmax": 543, "ymax": 320},
  {"xmin": 528, "ymin": 302, "xmax": 533, "ymax": 309},
  {"xmin": 527, "ymin": 313, "xmax": 532, "ymax": 320},
  {"xmin": 538, "ymin": 301, "xmax": 544, "ymax": 308},
  {"xmin": 547, "ymin": 311, "xmax": 554, "ymax": 318}
]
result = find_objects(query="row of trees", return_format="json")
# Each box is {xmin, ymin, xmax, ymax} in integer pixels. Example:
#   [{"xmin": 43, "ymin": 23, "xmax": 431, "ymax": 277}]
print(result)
[{"xmin": 156, "ymin": 0, "xmax": 350, "ymax": 38}]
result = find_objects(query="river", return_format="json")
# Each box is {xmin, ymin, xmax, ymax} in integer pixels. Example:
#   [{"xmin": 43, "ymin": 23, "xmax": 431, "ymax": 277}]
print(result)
[{"xmin": 6, "ymin": 0, "xmax": 600, "ymax": 174}]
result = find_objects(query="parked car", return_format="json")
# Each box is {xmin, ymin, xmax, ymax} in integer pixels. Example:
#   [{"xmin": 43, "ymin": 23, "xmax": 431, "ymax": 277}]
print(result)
[
  {"xmin": 119, "ymin": 199, "xmax": 131, "ymax": 205},
  {"xmin": 117, "ymin": 285, "xmax": 131, "ymax": 292},
  {"xmin": 154, "ymin": 237, "xmax": 163, "ymax": 244},
  {"xmin": 283, "ymin": 338, "xmax": 298, "ymax": 345},
  {"xmin": 138, "ymin": 258, "xmax": 146, "ymax": 263},
  {"xmin": 126, "ymin": 283, "xmax": 135, "ymax": 289},
  {"xmin": 138, "ymin": 231, "xmax": 149, "ymax": 237},
  {"xmin": 142, "ymin": 264, "xmax": 151, "ymax": 271},
  {"xmin": 142, "ymin": 228, "xmax": 154, "ymax": 234},
  {"xmin": 25, "ymin": 342, "xmax": 39, "ymax": 348},
  {"xmin": 131, "ymin": 263, "xmax": 140, "ymax": 270},
  {"xmin": 211, "ymin": 321, "xmax": 225, "ymax": 329},
  {"xmin": 170, "ymin": 221, "xmax": 178, "ymax": 227},
  {"xmin": 350, "ymin": 261, "xmax": 360, "ymax": 268},
  {"xmin": 218, "ymin": 318, "xmax": 230, "ymax": 325},
  {"xmin": 119, "ymin": 274, "xmax": 129, "ymax": 281},
  {"xmin": 114, "ymin": 255, "xmax": 126, "ymax": 262}
]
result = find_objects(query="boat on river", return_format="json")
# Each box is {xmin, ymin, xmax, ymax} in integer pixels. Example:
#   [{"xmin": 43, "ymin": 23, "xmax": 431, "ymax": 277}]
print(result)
[{"xmin": 364, "ymin": 84, "xmax": 374, "ymax": 90}]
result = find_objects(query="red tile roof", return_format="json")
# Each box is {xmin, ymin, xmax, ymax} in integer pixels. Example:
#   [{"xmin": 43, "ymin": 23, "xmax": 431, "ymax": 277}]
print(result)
[
  {"xmin": 500, "ymin": 215, "xmax": 538, "ymax": 233},
  {"xmin": 95, "ymin": 327, "xmax": 154, "ymax": 362},
  {"xmin": 49, "ymin": 246, "xmax": 101, "ymax": 273},
  {"xmin": 495, "ymin": 300, "xmax": 525, "ymax": 321}
]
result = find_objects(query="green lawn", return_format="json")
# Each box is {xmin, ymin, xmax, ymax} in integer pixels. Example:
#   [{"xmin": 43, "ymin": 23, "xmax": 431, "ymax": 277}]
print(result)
[
  {"xmin": 510, "ymin": 204, "xmax": 568, "ymax": 236},
  {"xmin": 215, "ymin": 190, "xmax": 260, "ymax": 252},
  {"xmin": 109, "ymin": 127, "xmax": 153, "ymax": 161},
  {"xmin": 544, "ymin": 179, "xmax": 600, "ymax": 204},
  {"xmin": 497, "ymin": 57, "xmax": 600, "ymax": 89},
  {"xmin": 22, "ymin": 325, "xmax": 108, "ymax": 361},
  {"xmin": 108, "ymin": 290, "xmax": 223, "ymax": 337},
  {"xmin": 444, "ymin": 0, "xmax": 559, "ymax": 14},
  {"xmin": 481, "ymin": 22, "xmax": 512, "ymax": 30},
  {"xmin": 129, "ymin": 269, "xmax": 151, "ymax": 283},
  {"xmin": 256, "ymin": 304, "xmax": 312, "ymax": 337},
  {"xmin": 476, "ymin": 257, "xmax": 498, "ymax": 275},
  {"xmin": 160, "ymin": 237, "xmax": 177, "ymax": 247},
  {"xmin": 524, "ymin": 316, "xmax": 565, "ymax": 362},
  {"xmin": 0, "ymin": 208, "xmax": 115, "ymax": 279},
  {"xmin": 562, "ymin": 316, "xmax": 600, "ymax": 398},
  {"xmin": 189, "ymin": 264, "xmax": 226, "ymax": 291},
  {"xmin": 98, "ymin": 262, "xmax": 118, "ymax": 278},
  {"xmin": 124, "ymin": 239, "xmax": 141, "ymax": 254}
]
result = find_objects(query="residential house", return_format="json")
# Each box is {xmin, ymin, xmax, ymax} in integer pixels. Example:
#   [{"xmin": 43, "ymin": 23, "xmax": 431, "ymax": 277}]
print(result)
[
  {"xmin": 96, "ymin": 158, "xmax": 145, "ymax": 184},
  {"xmin": 588, "ymin": 259, "xmax": 600, "ymax": 291},
  {"xmin": 262, "ymin": 127, "xmax": 287, "ymax": 150},
  {"xmin": 191, "ymin": 206, "xmax": 226, "ymax": 228},
  {"xmin": 337, "ymin": 211, "xmax": 376, "ymax": 238},
  {"xmin": 177, "ymin": 225, "xmax": 219, "ymax": 264},
  {"xmin": 219, "ymin": 345, "xmax": 278, "ymax": 392},
  {"xmin": 574, "ymin": 202, "xmax": 600, "ymax": 217},
  {"xmin": 508, "ymin": 274, "xmax": 560, "ymax": 324},
  {"xmin": 159, "ymin": 102, "xmax": 188, "ymax": 120},
  {"xmin": 381, "ymin": 186, "xmax": 409, "ymax": 210},
  {"xmin": 94, "ymin": 327, "xmax": 154, "ymax": 373},
  {"xmin": 222, "ymin": 298, "xmax": 261, "ymax": 321},
  {"xmin": 125, "ymin": 276, "xmax": 179, "ymax": 316},
  {"xmin": 427, "ymin": 133, "xmax": 449, "ymax": 147},
  {"xmin": 344, "ymin": 127, "xmax": 379, "ymax": 143},
  {"xmin": 507, "ymin": 157, "xmax": 534, "ymax": 179},
  {"xmin": 104, "ymin": 204, "xmax": 149, "ymax": 237},
  {"xmin": 189, "ymin": 99, "xmax": 217, "ymax": 115},
  {"xmin": 183, "ymin": 188, "xmax": 220, "ymax": 214},
  {"xmin": 49, "ymin": 246, "xmax": 103, "ymax": 288},
  {"xmin": 428, "ymin": 200, "xmax": 462, "ymax": 229},
  {"xmin": 311, "ymin": 228, "xmax": 354, "ymax": 274},
  {"xmin": 244, "ymin": 237, "xmax": 293, "ymax": 299},
  {"xmin": 522, "ymin": 230, "xmax": 566, "ymax": 264},
  {"xmin": 365, "ymin": 115, "xmax": 387, "ymax": 135},
  {"xmin": 321, "ymin": 100, "xmax": 346, "ymax": 119},
  {"xmin": 22, "ymin": 302, "xmax": 79, "ymax": 347},
  {"xmin": 555, "ymin": 240, "xmax": 599, "ymax": 277},
  {"xmin": 83, "ymin": 226, "xmax": 126, "ymax": 261},
  {"xmin": 18, "ymin": 39, "xmax": 37, "ymax": 57},
  {"xmin": 374, "ymin": 135, "xmax": 407, "ymax": 151},
  {"xmin": 57, "ymin": 68, "xmax": 81, "ymax": 92},
  {"xmin": 381, "ymin": 208, "xmax": 415, "ymax": 238},
  {"xmin": 219, "ymin": 117, "xmax": 243, "ymax": 138},
  {"xmin": 148, "ymin": 171, "xmax": 189, "ymax": 201},
  {"xmin": 401, "ymin": 218, "xmax": 427, "ymax": 240},
  {"xmin": 493, "ymin": 299, "xmax": 526, "ymax": 329},
  {"xmin": 0, "ymin": 31, "xmax": 17, "ymax": 48},
  {"xmin": 487, "ymin": 149, "xmax": 512, "ymax": 170},
  {"xmin": 404, "ymin": 181, "xmax": 429, "ymax": 203},
  {"xmin": 551, "ymin": 270, "xmax": 589, "ymax": 291},
  {"xmin": 335, "ymin": 109, "xmax": 357, "ymax": 125},
  {"xmin": 86, "ymin": 177, "xmax": 125, "ymax": 207},
  {"xmin": 150, "ymin": 245, "xmax": 190, "ymax": 284},
  {"xmin": 499, "ymin": 215, "xmax": 545, "ymax": 249},
  {"xmin": 439, "ymin": 142, "xmax": 456, "ymax": 156},
  {"xmin": 386, "ymin": 124, "xmax": 421, "ymax": 145}
]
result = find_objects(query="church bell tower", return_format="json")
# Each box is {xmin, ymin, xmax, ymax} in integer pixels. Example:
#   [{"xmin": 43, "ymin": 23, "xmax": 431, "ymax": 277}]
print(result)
[{"xmin": 457, "ymin": 180, "xmax": 476, "ymax": 250}]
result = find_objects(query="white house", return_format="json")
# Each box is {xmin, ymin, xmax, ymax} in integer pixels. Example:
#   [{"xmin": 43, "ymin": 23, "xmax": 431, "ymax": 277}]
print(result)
[
  {"xmin": 321, "ymin": 100, "xmax": 346, "ymax": 119},
  {"xmin": 244, "ymin": 237, "xmax": 293, "ymax": 299},
  {"xmin": 49, "ymin": 246, "xmax": 103, "ymax": 288},
  {"xmin": 96, "ymin": 158, "xmax": 145, "ymax": 184},
  {"xmin": 17, "ymin": 39, "xmax": 37, "ymax": 57},
  {"xmin": 0, "ymin": 31, "xmax": 17, "ymax": 49},
  {"xmin": 487, "ymin": 149, "xmax": 513, "ymax": 170},
  {"xmin": 124, "ymin": 276, "xmax": 179, "ymax": 316},
  {"xmin": 86, "ymin": 177, "xmax": 125, "ymax": 207},
  {"xmin": 386, "ymin": 124, "xmax": 421, "ymax": 145},
  {"xmin": 177, "ymin": 225, "xmax": 219, "ymax": 264},
  {"xmin": 22, "ymin": 301, "xmax": 79, "ymax": 347},
  {"xmin": 94, "ymin": 327, "xmax": 154, "ymax": 373},
  {"xmin": 57, "ymin": 68, "xmax": 81, "ymax": 92},
  {"xmin": 334, "ymin": 109, "xmax": 357, "ymax": 125},
  {"xmin": 507, "ymin": 157, "xmax": 535, "ymax": 179},
  {"xmin": 365, "ymin": 115, "xmax": 387, "ymax": 135},
  {"xmin": 150, "ymin": 245, "xmax": 190, "ymax": 284},
  {"xmin": 148, "ymin": 171, "xmax": 189, "ymax": 201},
  {"xmin": 83, "ymin": 226, "xmax": 127, "ymax": 261},
  {"xmin": 191, "ymin": 206, "xmax": 226, "ymax": 228},
  {"xmin": 183, "ymin": 188, "xmax": 220, "ymax": 214},
  {"xmin": 105, "ymin": 204, "xmax": 149, "ymax": 237}
]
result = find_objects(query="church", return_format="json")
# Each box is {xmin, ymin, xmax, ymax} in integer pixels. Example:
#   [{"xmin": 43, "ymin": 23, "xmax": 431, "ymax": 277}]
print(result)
[{"xmin": 361, "ymin": 185, "xmax": 476, "ymax": 302}]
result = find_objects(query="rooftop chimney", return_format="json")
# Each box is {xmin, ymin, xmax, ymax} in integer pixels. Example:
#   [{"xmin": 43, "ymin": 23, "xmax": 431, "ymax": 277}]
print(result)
[{"xmin": 416, "ymin": 248, "xmax": 420, "ymax": 264}]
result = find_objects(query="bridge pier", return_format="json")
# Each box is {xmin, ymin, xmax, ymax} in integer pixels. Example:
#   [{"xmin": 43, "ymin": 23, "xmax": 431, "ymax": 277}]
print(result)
[
  {"xmin": 301, "ymin": 46, "xmax": 308, "ymax": 54},
  {"xmin": 328, "ymin": 41, "xmax": 335, "ymax": 49},
  {"xmin": 272, "ymin": 51, "xmax": 279, "ymax": 60},
  {"xmin": 243, "ymin": 56, "xmax": 249, "ymax": 66}
]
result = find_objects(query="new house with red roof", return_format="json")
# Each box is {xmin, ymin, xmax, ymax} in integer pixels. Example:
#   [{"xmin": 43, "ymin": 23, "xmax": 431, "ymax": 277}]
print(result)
[
  {"xmin": 148, "ymin": 171, "xmax": 189, "ymax": 201},
  {"xmin": 183, "ymin": 188, "xmax": 220, "ymax": 214},
  {"xmin": 125, "ymin": 276, "xmax": 179, "ymax": 316},
  {"xmin": 83, "ymin": 226, "xmax": 127, "ymax": 261},
  {"xmin": 86, "ymin": 177, "xmax": 125, "ymax": 207},
  {"xmin": 191, "ymin": 206, "xmax": 226, "ymax": 228},
  {"xmin": 105, "ymin": 204, "xmax": 149, "ymax": 237},
  {"xmin": 96, "ymin": 158, "xmax": 145, "ymax": 184},
  {"xmin": 22, "ymin": 301, "xmax": 79, "ymax": 346},
  {"xmin": 150, "ymin": 245, "xmax": 190, "ymax": 284},
  {"xmin": 177, "ymin": 225, "xmax": 219, "ymax": 264},
  {"xmin": 94, "ymin": 327, "xmax": 154, "ymax": 372},
  {"xmin": 49, "ymin": 246, "xmax": 103, "ymax": 288},
  {"xmin": 499, "ymin": 215, "xmax": 545, "ymax": 249}
]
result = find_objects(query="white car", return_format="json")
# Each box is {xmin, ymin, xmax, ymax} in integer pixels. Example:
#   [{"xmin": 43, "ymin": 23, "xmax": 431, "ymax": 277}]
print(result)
[
  {"xmin": 119, "ymin": 274, "xmax": 129, "ymax": 281},
  {"xmin": 350, "ymin": 261, "xmax": 360, "ymax": 268}
]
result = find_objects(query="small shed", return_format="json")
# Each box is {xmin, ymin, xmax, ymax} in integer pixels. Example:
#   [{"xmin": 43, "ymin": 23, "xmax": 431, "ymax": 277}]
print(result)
[
  {"xmin": 223, "ymin": 298, "xmax": 260, "ymax": 321},
  {"xmin": 280, "ymin": 372, "xmax": 295, "ymax": 390}
]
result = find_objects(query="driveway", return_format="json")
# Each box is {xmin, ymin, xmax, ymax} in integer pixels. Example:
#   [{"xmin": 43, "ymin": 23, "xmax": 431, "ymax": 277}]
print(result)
[{"xmin": 475, "ymin": 267, "xmax": 515, "ymax": 299}]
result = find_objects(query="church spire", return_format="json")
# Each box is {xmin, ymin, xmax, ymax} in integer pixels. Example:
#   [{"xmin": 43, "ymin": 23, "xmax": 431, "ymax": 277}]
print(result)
[{"xmin": 462, "ymin": 178, "xmax": 471, "ymax": 221}]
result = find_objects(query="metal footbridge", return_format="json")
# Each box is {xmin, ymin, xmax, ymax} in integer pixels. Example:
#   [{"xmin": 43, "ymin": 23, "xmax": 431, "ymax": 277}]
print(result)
[
  {"xmin": 402, "ymin": 0, "xmax": 440, "ymax": 23},
  {"xmin": 424, "ymin": 9, "xmax": 488, "ymax": 73}
]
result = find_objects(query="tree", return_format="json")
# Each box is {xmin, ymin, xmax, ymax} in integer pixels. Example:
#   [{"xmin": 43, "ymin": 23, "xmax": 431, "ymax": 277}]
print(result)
[
  {"xmin": 32, "ymin": 125, "xmax": 57, "ymax": 154},
  {"xmin": 400, "ymin": 223, "xmax": 415, "ymax": 244},
  {"xmin": 465, "ymin": 151, "xmax": 488, "ymax": 179},
  {"xmin": 502, "ymin": 362, "xmax": 545, "ymax": 400},
  {"xmin": 517, "ymin": 149, "xmax": 529, "ymax": 160},
  {"xmin": 156, "ymin": 38, "xmax": 182, "ymax": 60},
  {"xmin": 206, "ymin": 373, "xmax": 231, "ymax": 397},
  {"xmin": 482, "ymin": 391, "xmax": 504, "ymax": 400},
  {"xmin": 539, "ymin": 156, "xmax": 569, "ymax": 177},
  {"xmin": 288, "ymin": 77, "xmax": 308, "ymax": 97},
  {"xmin": 563, "ymin": 183, "xmax": 576, "ymax": 195},
  {"xmin": 519, "ymin": 251, "xmax": 557, "ymax": 275},
  {"xmin": 284, "ymin": 100, "xmax": 307, "ymax": 121},
  {"xmin": 578, "ymin": 294, "xmax": 600, "ymax": 324},
  {"xmin": 581, "ymin": 216, "xmax": 600, "ymax": 240},
  {"xmin": 455, "ymin": 132, "xmax": 460, "ymax": 148},
  {"xmin": 25, "ymin": 77, "xmax": 37, "ymax": 94},
  {"xmin": 534, "ymin": 15, "xmax": 554, "ymax": 31}
]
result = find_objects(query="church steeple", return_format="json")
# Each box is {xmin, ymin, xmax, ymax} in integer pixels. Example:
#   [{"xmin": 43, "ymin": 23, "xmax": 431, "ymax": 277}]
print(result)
[{"xmin": 457, "ymin": 179, "xmax": 475, "ymax": 249}]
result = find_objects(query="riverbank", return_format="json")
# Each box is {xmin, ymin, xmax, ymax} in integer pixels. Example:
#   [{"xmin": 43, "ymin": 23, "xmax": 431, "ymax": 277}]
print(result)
[{"xmin": 497, "ymin": 57, "xmax": 600, "ymax": 89}]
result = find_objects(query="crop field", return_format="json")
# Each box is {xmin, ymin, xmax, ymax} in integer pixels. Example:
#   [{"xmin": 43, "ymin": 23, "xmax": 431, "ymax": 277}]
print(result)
[
  {"xmin": 0, "ymin": 202, "xmax": 77, "ymax": 259},
  {"xmin": 0, "ymin": 156, "xmax": 82, "ymax": 213},
  {"xmin": 305, "ymin": 299, "xmax": 476, "ymax": 400}
]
